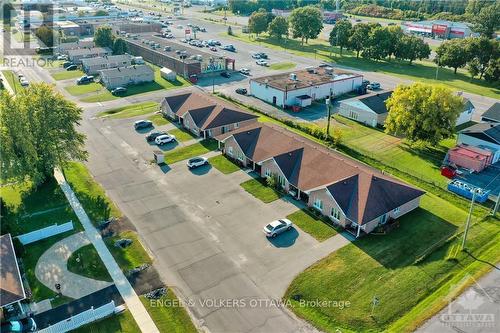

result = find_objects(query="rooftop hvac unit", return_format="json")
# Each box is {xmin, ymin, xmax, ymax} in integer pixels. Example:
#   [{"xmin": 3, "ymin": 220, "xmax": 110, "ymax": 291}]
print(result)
[
  {"xmin": 290, "ymin": 73, "xmax": 297, "ymax": 80},
  {"xmin": 325, "ymin": 66, "xmax": 334, "ymax": 74},
  {"xmin": 306, "ymin": 66, "xmax": 315, "ymax": 73}
]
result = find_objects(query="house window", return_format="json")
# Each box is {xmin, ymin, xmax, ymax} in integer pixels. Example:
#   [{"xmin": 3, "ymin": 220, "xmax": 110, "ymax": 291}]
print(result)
[
  {"xmin": 227, "ymin": 146, "xmax": 233, "ymax": 157},
  {"xmin": 313, "ymin": 198, "xmax": 323, "ymax": 210},
  {"xmin": 393, "ymin": 207, "xmax": 400, "ymax": 215},
  {"xmin": 237, "ymin": 151, "xmax": 244, "ymax": 161},
  {"xmin": 206, "ymin": 129, "xmax": 212, "ymax": 137},
  {"xmin": 349, "ymin": 111, "xmax": 359, "ymax": 120},
  {"xmin": 234, "ymin": 122, "xmax": 239, "ymax": 129},
  {"xmin": 264, "ymin": 168, "xmax": 271, "ymax": 177},
  {"xmin": 277, "ymin": 175, "xmax": 286, "ymax": 187},
  {"xmin": 330, "ymin": 207, "xmax": 340, "ymax": 220}
]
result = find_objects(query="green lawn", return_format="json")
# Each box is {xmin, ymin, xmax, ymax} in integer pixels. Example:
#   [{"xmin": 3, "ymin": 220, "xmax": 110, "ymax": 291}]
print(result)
[
  {"xmin": 2, "ymin": 70, "xmax": 24, "ymax": 93},
  {"xmin": 168, "ymin": 128, "xmax": 196, "ymax": 142},
  {"xmin": 98, "ymin": 102, "xmax": 159, "ymax": 119},
  {"xmin": 51, "ymin": 70, "xmax": 84, "ymax": 81},
  {"xmin": 67, "ymin": 244, "xmax": 112, "ymax": 282},
  {"xmin": 106, "ymin": 230, "xmax": 152, "ymax": 271},
  {"xmin": 285, "ymin": 194, "xmax": 500, "ymax": 332},
  {"xmin": 269, "ymin": 62, "xmax": 297, "ymax": 71},
  {"xmin": 223, "ymin": 32, "xmax": 499, "ymax": 99},
  {"xmin": 73, "ymin": 310, "xmax": 140, "ymax": 333},
  {"xmin": 21, "ymin": 231, "xmax": 75, "ymax": 306},
  {"xmin": 64, "ymin": 161, "xmax": 122, "ymax": 225},
  {"xmin": 141, "ymin": 290, "xmax": 198, "ymax": 333},
  {"xmin": 65, "ymin": 83, "xmax": 104, "ymax": 96},
  {"xmin": 286, "ymin": 209, "xmax": 338, "ymax": 241},
  {"xmin": 149, "ymin": 113, "xmax": 170, "ymax": 126},
  {"xmin": 80, "ymin": 91, "xmax": 117, "ymax": 103},
  {"xmin": 240, "ymin": 178, "xmax": 282, "ymax": 203},
  {"xmin": 164, "ymin": 139, "xmax": 218, "ymax": 164},
  {"xmin": 0, "ymin": 178, "xmax": 80, "ymax": 236},
  {"xmin": 208, "ymin": 155, "xmax": 241, "ymax": 174}
]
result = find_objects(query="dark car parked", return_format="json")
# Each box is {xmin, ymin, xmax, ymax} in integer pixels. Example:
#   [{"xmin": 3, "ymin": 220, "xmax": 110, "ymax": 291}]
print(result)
[
  {"xmin": 76, "ymin": 75, "xmax": 94, "ymax": 85},
  {"xmin": 220, "ymin": 72, "xmax": 231, "ymax": 78},
  {"xmin": 62, "ymin": 61, "xmax": 74, "ymax": 68},
  {"xmin": 134, "ymin": 120, "xmax": 153, "ymax": 130},
  {"xmin": 235, "ymin": 88, "xmax": 247, "ymax": 95},
  {"xmin": 146, "ymin": 131, "xmax": 166, "ymax": 142},
  {"xmin": 66, "ymin": 64, "xmax": 78, "ymax": 71},
  {"xmin": 111, "ymin": 87, "xmax": 127, "ymax": 96}
]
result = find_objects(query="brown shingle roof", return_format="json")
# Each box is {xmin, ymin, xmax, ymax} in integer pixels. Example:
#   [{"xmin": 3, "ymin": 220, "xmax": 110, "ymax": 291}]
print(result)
[
  {"xmin": 217, "ymin": 123, "xmax": 425, "ymax": 224},
  {"xmin": 1, "ymin": 234, "xmax": 26, "ymax": 307}
]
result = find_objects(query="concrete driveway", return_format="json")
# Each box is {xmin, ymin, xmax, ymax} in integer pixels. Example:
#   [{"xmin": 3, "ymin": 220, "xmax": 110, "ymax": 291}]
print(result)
[{"xmin": 81, "ymin": 106, "xmax": 350, "ymax": 332}]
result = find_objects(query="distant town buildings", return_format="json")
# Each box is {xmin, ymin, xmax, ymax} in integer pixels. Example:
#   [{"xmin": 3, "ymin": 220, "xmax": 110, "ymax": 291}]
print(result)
[{"xmin": 402, "ymin": 20, "xmax": 473, "ymax": 39}]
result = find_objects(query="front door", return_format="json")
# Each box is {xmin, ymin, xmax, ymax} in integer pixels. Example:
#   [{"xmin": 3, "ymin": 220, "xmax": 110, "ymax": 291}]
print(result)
[
  {"xmin": 379, "ymin": 214, "xmax": 388, "ymax": 225},
  {"xmin": 272, "ymin": 96, "xmax": 277, "ymax": 105}
]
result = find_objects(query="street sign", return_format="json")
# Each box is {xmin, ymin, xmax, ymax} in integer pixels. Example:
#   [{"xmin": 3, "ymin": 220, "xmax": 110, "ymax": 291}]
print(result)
[{"xmin": 185, "ymin": 29, "xmax": 191, "ymax": 35}]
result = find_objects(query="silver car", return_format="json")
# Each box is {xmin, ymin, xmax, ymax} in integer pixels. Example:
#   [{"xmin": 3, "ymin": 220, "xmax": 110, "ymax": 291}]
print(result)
[
  {"xmin": 187, "ymin": 156, "xmax": 208, "ymax": 169},
  {"xmin": 263, "ymin": 219, "xmax": 293, "ymax": 238}
]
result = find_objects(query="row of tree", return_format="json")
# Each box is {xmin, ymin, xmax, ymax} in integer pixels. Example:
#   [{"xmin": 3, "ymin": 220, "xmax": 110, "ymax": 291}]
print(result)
[
  {"xmin": 329, "ymin": 21, "xmax": 430, "ymax": 63},
  {"xmin": 435, "ymin": 37, "xmax": 499, "ymax": 81}
]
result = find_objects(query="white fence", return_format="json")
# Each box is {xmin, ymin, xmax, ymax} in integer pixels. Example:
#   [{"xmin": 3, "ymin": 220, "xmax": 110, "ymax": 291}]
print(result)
[
  {"xmin": 38, "ymin": 301, "xmax": 116, "ymax": 333},
  {"xmin": 16, "ymin": 221, "xmax": 74, "ymax": 245}
]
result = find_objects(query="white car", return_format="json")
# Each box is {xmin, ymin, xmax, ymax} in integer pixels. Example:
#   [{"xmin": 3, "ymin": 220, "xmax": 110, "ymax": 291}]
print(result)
[
  {"xmin": 155, "ymin": 134, "xmax": 176, "ymax": 145},
  {"xmin": 256, "ymin": 59, "xmax": 268, "ymax": 66},
  {"xmin": 263, "ymin": 219, "xmax": 293, "ymax": 238},
  {"xmin": 187, "ymin": 156, "xmax": 208, "ymax": 169},
  {"xmin": 251, "ymin": 53, "xmax": 261, "ymax": 59},
  {"xmin": 239, "ymin": 68, "xmax": 250, "ymax": 75}
]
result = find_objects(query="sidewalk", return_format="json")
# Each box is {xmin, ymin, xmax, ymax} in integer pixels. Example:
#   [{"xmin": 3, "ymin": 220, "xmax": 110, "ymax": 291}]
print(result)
[{"xmin": 54, "ymin": 169, "xmax": 159, "ymax": 333}]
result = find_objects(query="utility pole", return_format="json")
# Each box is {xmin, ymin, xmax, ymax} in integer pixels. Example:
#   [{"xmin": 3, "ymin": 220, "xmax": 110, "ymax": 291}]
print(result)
[
  {"xmin": 461, "ymin": 188, "xmax": 477, "ymax": 250},
  {"xmin": 435, "ymin": 55, "xmax": 439, "ymax": 80},
  {"xmin": 325, "ymin": 97, "xmax": 332, "ymax": 139},
  {"xmin": 492, "ymin": 193, "xmax": 500, "ymax": 216}
]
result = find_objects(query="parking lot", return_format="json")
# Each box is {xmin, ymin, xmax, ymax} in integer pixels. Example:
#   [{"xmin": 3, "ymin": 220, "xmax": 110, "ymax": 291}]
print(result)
[{"xmin": 82, "ymin": 103, "xmax": 350, "ymax": 331}]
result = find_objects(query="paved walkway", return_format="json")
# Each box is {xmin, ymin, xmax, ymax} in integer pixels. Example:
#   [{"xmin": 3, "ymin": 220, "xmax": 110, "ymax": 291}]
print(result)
[
  {"xmin": 54, "ymin": 169, "xmax": 159, "ymax": 333},
  {"xmin": 35, "ymin": 232, "xmax": 112, "ymax": 299}
]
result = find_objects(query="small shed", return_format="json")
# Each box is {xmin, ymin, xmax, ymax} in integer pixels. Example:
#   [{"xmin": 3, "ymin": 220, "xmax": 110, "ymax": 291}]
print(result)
[
  {"xmin": 160, "ymin": 67, "xmax": 177, "ymax": 82},
  {"xmin": 447, "ymin": 144, "xmax": 492, "ymax": 172},
  {"xmin": 295, "ymin": 95, "xmax": 312, "ymax": 107}
]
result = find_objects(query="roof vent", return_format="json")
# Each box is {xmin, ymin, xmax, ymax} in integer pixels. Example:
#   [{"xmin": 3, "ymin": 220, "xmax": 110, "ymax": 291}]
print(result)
[{"xmin": 290, "ymin": 73, "xmax": 297, "ymax": 81}]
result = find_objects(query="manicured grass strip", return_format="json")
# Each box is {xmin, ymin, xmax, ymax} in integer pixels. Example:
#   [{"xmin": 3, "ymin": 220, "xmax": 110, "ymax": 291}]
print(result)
[
  {"xmin": 51, "ymin": 70, "xmax": 84, "ymax": 81},
  {"xmin": 98, "ymin": 102, "xmax": 159, "ymax": 119},
  {"xmin": 148, "ymin": 113, "xmax": 170, "ymax": 126},
  {"xmin": 269, "ymin": 62, "xmax": 297, "ymax": 70},
  {"xmin": 80, "ymin": 91, "xmax": 117, "ymax": 103},
  {"xmin": 64, "ymin": 161, "xmax": 122, "ymax": 224},
  {"xmin": 67, "ymin": 244, "xmax": 112, "ymax": 282},
  {"xmin": 141, "ymin": 290, "xmax": 198, "ymax": 333},
  {"xmin": 72, "ymin": 310, "xmax": 140, "ymax": 333},
  {"xmin": 286, "ymin": 209, "xmax": 338, "ymax": 241},
  {"xmin": 164, "ymin": 139, "xmax": 218, "ymax": 164},
  {"xmin": 240, "ymin": 178, "xmax": 282, "ymax": 203},
  {"xmin": 208, "ymin": 155, "xmax": 241, "ymax": 174},
  {"xmin": 65, "ymin": 83, "xmax": 104, "ymax": 96},
  {"xmin": 284, "ymin": 194, "xmax": 497, "ymax": 333},
  {"xmin": 2, "ymin": 70, "xmax": 24, "ymax": 92},
  {"xmin": 106, "ymin": 230, "xmax": 152, "ymax": 271},
  {"xmin": 167, "ymin": 128, "xmax": 196, "ymax": 142}
]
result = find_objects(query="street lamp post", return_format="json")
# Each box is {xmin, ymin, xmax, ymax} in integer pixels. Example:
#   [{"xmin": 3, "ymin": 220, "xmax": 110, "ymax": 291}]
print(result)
[{"xmin": 325, "ymin": 97, "xmax": 332, "ymax": 139}]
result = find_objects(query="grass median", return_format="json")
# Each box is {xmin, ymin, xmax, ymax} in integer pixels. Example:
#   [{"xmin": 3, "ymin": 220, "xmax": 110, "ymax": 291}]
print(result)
[
  {"xmin": 149, "ymin": 113, "xmax": 170, "ymax": 126},
  {"xmin": 240, "ymin": 178, "xmax": 282, "ymax": 203},
  {"xmin": 51, "ymin": 70, "xmax": 84, "ymax": 81},
  {"xmin": 269, "ymin": 62, "xmax": 297, "ymax": 71},
  {"xmin": 286, "ymin": 209, "xmax": 339, "ymax": 241},
  {"xmin": 98, "ymin": 102, "xmax": 159, "ymax": 119},
  {"xmin": 65, "ymin": 83, "xmax": 105, "ymax": 96},
  {"xmin": 164, "ymin": 139, "xmax": 218, "ymax": 164},
  {"xmin": 168, "ymin": 128, "xmax": 197, "ymax": 142}
]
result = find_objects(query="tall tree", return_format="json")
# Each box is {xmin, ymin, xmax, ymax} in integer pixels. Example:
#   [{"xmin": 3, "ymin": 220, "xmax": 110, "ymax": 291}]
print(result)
[
  {"xmin": 384, "ymin": 83, "xmax": 464, "ymax": 146},
  {"xmin": 35, "ymin": 26, "xmax": 54, "ymax": 47},
  {"xmin": 363, "ymin": 26, "xmax": 392, "ymax": 60},
  {"xmin": 386, "ymin": 25, "xmax": 404, "ymax": 59},
  {"xmin": 466, "ymin": 37, "xmax": 499, "ymax": 79},
  {"xmin": 0, "ymin": 84, "xmax": 87, "ymax": 185},
  {"xmin": 329, "ymin": 19, "xmax": 352, "ymax": 55},
  {"xmin": 112, "ymin": 37, "xmax": 128, "ymax": 55},
  {"xmin": 484, "ymin": 58, "xmax": 500, "ymax": 82},
  {"xmin": 348, "ymin": 23, "xmax": 373, "ymax": 58},
  {"xmin": 473, "ymin": 3, "xmax": 500, "ymax": 38},
  {"xmin": 394, "ymin": 35, "xmax": 431, "ymax": 64},
  {"xmin": 268, "ymin": 16, "xmax": 289, "ymax": 39},
  {"xmin": 289, "ymin": 6, "xmax": 323, "ymax": 45},
  {"xmin": 248, "ymin": 9, "xmax": 269, "ymax": 36},
  {"xmin": 435, "ymin": 39, "xmax": 469, "ymax": 74},
  {"xmin": 94, "ymin": 26, "xmax": 114, "ymax": 48}
]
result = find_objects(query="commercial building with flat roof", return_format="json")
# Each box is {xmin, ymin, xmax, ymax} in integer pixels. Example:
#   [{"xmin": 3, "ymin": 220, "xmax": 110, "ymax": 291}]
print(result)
[
  {"xmin": 250, "ymin": 67, "xmax": 363, "ymax": 108},
  {"xmin": 402, "ymin": 20, "xmax": 473, "ymax": 39}
]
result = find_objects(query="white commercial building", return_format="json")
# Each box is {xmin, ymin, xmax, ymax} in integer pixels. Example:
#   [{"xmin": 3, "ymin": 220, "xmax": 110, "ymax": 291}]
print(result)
[{"xmin": 250, "ymin": 67, "xmax": 363, "ymax": 109}]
